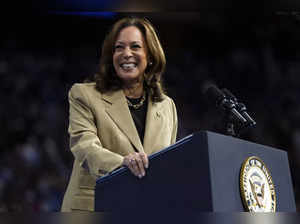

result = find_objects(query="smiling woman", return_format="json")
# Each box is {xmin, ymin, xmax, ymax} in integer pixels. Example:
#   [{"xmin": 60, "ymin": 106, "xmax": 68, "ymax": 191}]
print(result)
[
  {"xmin": 61, "ymin": 17, "xmax": 178, "ymax": 212},
  {"xmin": 113, "ymin": 26, "xmax": 148, "ymax": 92},
  {"xmin": 95, "ymin": 17, "xmax": 166, "ymax": 101}
]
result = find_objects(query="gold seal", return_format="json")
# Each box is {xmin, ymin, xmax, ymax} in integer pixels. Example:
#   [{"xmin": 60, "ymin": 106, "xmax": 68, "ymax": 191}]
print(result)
[{"xmin": 240, "ymin": 156, "xmax": 276, "ymax": 212}]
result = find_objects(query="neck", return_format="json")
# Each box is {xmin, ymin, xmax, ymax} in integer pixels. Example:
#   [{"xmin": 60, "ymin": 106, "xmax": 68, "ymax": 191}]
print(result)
[{"xmin": 123, "ymin": 80, "xmax": 144, "ymax": 99}]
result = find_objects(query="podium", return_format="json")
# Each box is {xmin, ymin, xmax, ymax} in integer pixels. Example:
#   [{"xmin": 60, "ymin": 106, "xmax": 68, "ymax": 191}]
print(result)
[{"xmin": 95, "ymin": 131, "xmax": 296, "ymax": 211}]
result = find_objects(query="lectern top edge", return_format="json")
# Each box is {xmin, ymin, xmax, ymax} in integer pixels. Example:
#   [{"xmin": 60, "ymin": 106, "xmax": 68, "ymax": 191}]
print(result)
[{"xmin": 96, "ymin": 133, "xmax": 194, "ymax": 185}]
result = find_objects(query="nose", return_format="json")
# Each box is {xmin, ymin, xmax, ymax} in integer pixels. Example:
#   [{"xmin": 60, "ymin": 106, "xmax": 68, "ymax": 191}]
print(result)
[{"xmin": 123, "ymin": 46, "xmax": 133, "ymax": 59}]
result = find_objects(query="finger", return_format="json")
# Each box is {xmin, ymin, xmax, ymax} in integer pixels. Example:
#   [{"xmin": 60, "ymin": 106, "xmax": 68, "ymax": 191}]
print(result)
[
  {"xmin": 123, "ymin": 156, "xmax": 138, "ymax": 177},
  {"xmin": 135, "ymin": 153, "xmax": 145, "ymax": 177},
  {"xmin": 139, "ymin": 152, "xmax": 149, "ymax": 169},
  {"xmin": 129, "ymin": 158, "xmax": 140, "ymax": 177},
  {"xmin": 128, "ymin": 165, "xmax": 138, "ymax": 177}
]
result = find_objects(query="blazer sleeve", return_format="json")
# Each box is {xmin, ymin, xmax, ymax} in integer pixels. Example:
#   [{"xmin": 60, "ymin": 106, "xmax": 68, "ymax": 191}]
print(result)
[
  {"xmin": 170, "ymin": 98, "xmax": 178, "ymax": 144},
  {"xmin": 68, "ymin": 84, "xmax": 124, "ymax": 177}
]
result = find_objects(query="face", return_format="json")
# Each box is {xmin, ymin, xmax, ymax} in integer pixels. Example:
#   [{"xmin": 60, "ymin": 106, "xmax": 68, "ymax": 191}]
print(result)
[{"xmin": 113, "ymin": 26, "xmax": 148, "ymax": 84}]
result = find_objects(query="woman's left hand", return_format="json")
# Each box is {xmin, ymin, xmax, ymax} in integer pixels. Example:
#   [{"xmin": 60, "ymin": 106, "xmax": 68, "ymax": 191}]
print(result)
[{"xmin": 122, "ymin": 152, "xmax": 149, "ymax": 178}]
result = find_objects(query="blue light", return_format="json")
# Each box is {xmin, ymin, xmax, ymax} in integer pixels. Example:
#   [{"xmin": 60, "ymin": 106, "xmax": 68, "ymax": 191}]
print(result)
[
  {"xmin": 48, "ymin": 11, "xmax": 117, "ymax": 18},
  {"xmin": 49, "ymin": 0, "xmax": 119, "ymax": 11}
]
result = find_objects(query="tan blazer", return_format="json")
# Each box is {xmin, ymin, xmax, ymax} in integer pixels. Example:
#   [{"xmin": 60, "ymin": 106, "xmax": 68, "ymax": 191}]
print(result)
[{"xmin": 61, "ymin": 83, "xmax": 178, "ymax": 211}]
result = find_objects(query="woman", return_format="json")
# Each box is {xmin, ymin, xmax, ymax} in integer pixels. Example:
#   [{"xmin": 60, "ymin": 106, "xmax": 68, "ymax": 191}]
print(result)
[{"xmin": 61, "ymin": 17, "xmax": 178, "ymax": 211}]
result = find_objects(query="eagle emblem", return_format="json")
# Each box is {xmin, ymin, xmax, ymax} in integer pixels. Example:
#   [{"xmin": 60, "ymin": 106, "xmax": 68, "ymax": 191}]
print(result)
[{"xmin": 240, "ymin": 156, "xmax": 276, "ymax": 212}]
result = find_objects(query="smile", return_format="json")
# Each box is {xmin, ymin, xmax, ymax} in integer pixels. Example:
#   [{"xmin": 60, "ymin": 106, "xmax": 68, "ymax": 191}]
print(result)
[{"xmin": 120, "ymin": 63, "xmax": 137, "ymax": 70}]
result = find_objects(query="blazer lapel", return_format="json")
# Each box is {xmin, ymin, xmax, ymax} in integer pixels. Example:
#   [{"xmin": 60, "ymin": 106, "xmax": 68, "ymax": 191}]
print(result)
[
  {"xmin": 143, "ymin": 95, "xmax": 164, "ymax": 154},
  {"xmin": 101, "ymin": 90, "xmax": 144, "ymax": 153}
]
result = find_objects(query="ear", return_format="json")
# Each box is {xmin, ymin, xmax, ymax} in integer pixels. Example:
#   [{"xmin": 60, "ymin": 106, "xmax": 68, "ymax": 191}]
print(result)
[{"xmin": 147, "ymin": 55, "xmax": 153, "ymax": 65}]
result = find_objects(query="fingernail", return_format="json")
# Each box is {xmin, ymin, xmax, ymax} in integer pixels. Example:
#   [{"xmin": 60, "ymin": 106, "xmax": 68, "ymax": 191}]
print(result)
[
  {"xmin": 138, "ymin": 174, "xmax": 142, "ymax": 178},
  {"xmin": 142, "ymin": 172, "xmax": 145, "ymax": 176}
]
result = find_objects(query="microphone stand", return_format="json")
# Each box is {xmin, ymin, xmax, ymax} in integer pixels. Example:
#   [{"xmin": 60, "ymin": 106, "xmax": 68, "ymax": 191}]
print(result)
[
  {"xmin": 219, "ymin": 98, "xmax": 246, "ymax": 137},
  {"xmin": 221, "ymin": 88, "xmax": 256, "ymax": 137},
  {"xmin": 223, "ymin": 112, "xmax": 237, "ymax": 137},
  {"xmin": 204, "ymin": 85, "xmax": 256, "ymax": 137}
]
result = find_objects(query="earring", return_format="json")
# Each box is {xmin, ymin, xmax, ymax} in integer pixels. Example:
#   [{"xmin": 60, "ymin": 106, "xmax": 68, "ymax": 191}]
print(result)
[{"xmin": 149, "ymin": 62, "xmax": 153, "ymax": 66}]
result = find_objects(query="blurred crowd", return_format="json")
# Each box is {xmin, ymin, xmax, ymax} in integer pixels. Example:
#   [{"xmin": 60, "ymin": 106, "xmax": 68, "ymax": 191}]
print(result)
[{"xmin": 0, "ymin": 14, "xmax": 300, "ymax": 211}]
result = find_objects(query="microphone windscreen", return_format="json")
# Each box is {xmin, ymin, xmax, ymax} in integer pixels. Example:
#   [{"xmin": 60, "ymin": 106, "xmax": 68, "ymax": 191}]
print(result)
[
  {"xmin": 204, "ymin": 85, "xmax": 226, "ymax": 106},
  {"xmin": 201, "ymin": 80, "xmax": 215, "ymax": 95}
]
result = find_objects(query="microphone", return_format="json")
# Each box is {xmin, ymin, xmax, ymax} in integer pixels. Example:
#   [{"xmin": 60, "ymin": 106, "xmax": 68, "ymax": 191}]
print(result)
[
  {"xmin": 222, "ymin": 88, "xmax": 256, "ymax": 127},
  {"xmin": 204, "ymin": 85, "xmax": 247, "ymax": 124}
]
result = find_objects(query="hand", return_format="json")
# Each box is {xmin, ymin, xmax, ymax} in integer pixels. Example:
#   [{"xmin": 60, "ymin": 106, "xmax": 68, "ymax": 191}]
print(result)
[{"xmin": 122, "ymin": 152, "xmax": 149, "ymax": 178}]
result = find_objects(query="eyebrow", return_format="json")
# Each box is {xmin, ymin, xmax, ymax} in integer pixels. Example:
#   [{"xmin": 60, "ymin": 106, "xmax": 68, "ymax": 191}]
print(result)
[{"xmin": 115, "ymin": 41, "xmax": 142, "ymax": 45}]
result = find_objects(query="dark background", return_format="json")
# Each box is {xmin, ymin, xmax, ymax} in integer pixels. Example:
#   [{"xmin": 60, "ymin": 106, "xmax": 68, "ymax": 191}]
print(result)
[{"xmin": 0, "ymin": 1, "xmax": 300, "ymax": 211}]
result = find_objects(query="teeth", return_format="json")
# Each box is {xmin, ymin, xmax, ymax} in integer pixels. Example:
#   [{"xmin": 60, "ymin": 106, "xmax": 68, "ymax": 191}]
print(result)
[{"xmin": 121, "ymin": 63, "xmax": 136, "ymax": 69}]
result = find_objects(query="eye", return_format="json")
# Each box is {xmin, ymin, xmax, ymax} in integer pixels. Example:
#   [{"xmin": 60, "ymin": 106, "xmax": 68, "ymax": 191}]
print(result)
[
  {"xmin": 132, "ymin": 44, "xmax": 141, "ymax": 49},
  {"xmin": 114, "ymin": 45, "xmax": 123, "ymax": 51}
]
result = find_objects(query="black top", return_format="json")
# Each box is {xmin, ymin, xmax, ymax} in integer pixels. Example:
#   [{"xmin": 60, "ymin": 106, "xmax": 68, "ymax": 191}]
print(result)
[{"xmin": 126, "ymin": 94, "xmax": 148, "ymax": 145}]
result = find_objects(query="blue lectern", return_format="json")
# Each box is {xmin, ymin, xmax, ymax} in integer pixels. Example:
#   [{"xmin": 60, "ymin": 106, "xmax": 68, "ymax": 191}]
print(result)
[{"xmin": 95, "ymin": 131, "xmax": 296, "ymax": 211}]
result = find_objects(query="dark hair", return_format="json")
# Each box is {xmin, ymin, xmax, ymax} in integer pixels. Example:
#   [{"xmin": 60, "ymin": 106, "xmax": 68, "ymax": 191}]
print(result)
[{"xmin": 93, "ymin": 17, "xmax": 166, "ymax": 102}]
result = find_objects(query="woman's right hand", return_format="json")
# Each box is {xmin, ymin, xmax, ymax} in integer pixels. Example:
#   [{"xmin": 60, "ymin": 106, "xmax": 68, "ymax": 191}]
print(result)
[{"xmin": 122, "ymin": 152, "xmax": 149, "ymax": 178}]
